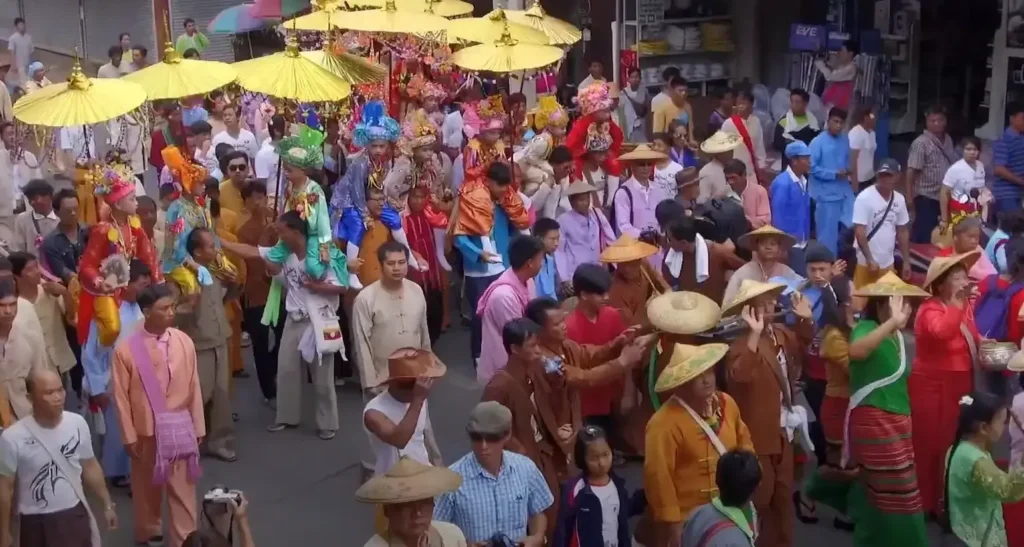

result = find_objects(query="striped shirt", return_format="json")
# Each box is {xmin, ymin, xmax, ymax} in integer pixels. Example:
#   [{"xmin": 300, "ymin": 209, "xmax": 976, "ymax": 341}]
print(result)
[
  {"xmin": 907, "ymin": 131, "xmax": 958, "ymax": 200},
  {"xmin": 993, "ymin": 127, "xmax": 1024, "ymax": 201},
  {"xmin": 433, "ymin": 451, "xmax": 554, "ymax": 543}
]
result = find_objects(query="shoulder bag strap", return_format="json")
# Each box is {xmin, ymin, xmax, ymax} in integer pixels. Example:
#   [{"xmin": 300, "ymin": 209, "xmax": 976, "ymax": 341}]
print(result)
[
  {"xmin": 127, "ymin": 331, "xmax": 169, "ymax": 414},
  {"xmin": 866, "ymin": 193, "xmax": 895, "ymax": 242},
  {"xmin": 615, "ymin": 185, "xmax": 634, "ymax": 226},
  {"xmin": 673, "ymin": 395, "xmax": 728, "ymax": 455},
  {"xmin": 22, "ymin": 418, "xmax": 101, "ymax": 547},
  {"xmin": 697, "ymin": 519, "xmax": 740, "ymax": 547},
  {"xmin": 841, "ymin": 330, "xmax": 906, "ymax": 467}
]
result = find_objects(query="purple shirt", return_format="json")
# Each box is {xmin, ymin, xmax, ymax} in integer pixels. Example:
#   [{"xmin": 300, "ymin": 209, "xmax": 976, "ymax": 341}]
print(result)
[
  {"xmin": 613, "ymin": 177, "xmax": 670, "ymax": 238},
  {"xmin": 555, "ymin": 208, "xmax": 615, "ymax": 281}
]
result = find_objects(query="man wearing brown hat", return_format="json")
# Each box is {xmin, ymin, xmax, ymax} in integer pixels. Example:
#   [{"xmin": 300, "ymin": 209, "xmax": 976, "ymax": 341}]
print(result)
[
  {"xmin": 434, "ymin": 402, "xmax": 553, "ymax": 546},
  {"xmin": 357, "ymin": 457, "xmax": 467, "ymax": 546},
  {"xmin": 554, "ymin": 180, "xmax": 615, "ymax": 283}
]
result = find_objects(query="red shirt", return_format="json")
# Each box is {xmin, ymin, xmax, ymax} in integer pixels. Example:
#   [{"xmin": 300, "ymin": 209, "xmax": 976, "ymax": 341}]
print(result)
[
  {"xmin": 565, "ymin": 305, "xmax": 627, "ymax": 417},
  {"xmin": 912, "ymin": 297, "xmax": 979, "ymax": 373},
  {"xmin": 976, "ymin": 276, "xmax": 1024, "ymax": 345}
]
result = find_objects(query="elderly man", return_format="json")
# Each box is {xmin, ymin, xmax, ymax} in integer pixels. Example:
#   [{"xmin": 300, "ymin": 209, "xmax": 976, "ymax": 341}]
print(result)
[
  {"xmin": 356, "ymin": 457, "xmax": 467, "ymax": 546},
  {"xmin": 722, "ymin": 226, "xmax": 800, "ymax": 305},
  {"xmin": 0, "ymin": 368, "xmax": 117, "ymax": 547},
  {"xmin": 613, "ymin": 145, "xmax": 673, "ymax": 244},
  {"xmin": 434, "ymin": 402, "xmax": 554, "ymax": 546}
]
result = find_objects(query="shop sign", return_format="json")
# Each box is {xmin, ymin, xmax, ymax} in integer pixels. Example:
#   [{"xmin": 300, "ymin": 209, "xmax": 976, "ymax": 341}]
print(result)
[
  {"xmin": 789, "ymin": 24, "xmax": 826, "ymax": 52},
  {"xmin": 637, "ymin": 0, "xmax": 664, "ymax": 24}
]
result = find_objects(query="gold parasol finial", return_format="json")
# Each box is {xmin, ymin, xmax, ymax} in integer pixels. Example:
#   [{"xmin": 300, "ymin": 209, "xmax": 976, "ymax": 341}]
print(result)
[
  {"xmin": 424, "ymin": 0, "xmax": 436, "ymax": 14},
  {"xmin": 67, "ymin": 50, "xmax": 92, "ymax": 91},
  {"xmin": 487, "ymin": 8, "xmax": 508, "ymax": 22},
  {"xmin": 525, "ymin": 1, "xmax": 545, "ymax": 17},
  {"xmin": 495, "ymin": 19, "xmax": 518, "ymax": 46},
  {"xmin": 384, "ymin": 0, "xmax": 398, "ymax": 10},
  {"xmin": 161, "ymin": 12, "xmax": 182, "ymax": 64},
  {"xmin": 284, "ymin": 33, "xmax": 302, "ymax": 58}
]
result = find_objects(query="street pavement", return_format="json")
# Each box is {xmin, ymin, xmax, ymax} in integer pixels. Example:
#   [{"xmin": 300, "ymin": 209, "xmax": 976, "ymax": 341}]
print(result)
[{"xmin": 91, "ymin": 322, "xmax": 951, "ymax": 547}]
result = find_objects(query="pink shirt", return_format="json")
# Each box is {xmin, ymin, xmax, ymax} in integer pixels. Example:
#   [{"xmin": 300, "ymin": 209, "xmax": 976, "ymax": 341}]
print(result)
[
  {"xmin": 476, "ymin": 271, "xmax": 535, "ymax": 385},
  {"xmin": 742, "ymin": 182, "xmax": 772, "ymax": 228}
]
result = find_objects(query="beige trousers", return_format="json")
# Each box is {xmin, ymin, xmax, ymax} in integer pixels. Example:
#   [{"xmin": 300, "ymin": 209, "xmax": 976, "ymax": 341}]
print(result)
[
  {"xmin": 276, "ymin": 316, "xmax": 339, "ymax": 431},
  {"xmin": 197, "ymin": 345, "xmax": 234, "ymax": 452}
]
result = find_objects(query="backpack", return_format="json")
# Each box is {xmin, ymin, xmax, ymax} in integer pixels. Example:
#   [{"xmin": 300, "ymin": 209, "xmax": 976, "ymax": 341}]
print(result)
[{"xmin": 974, "ymin": 275, "xmax": 1024, "ymax": 341}]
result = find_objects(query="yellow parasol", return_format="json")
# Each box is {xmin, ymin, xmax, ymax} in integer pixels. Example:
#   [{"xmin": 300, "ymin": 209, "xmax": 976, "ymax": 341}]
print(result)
[
  {"xmin": 232, "ymin": 36, "xmax": 352, "ymax": 102},
  {"xmin": 301, "ymin": 44, "xmax": 387, "ymax": 84},
  {"xmin": 398, "ymin": 0, "xmax": 473, "ymax": 17},
  {"xmin": 504, "ymin": 0, "xmax": 582, "ymax": 46},
  {"xmin": 451, "ymin": 18, "xmax": 564, "ymax": 72},
  {"xmin": 331, "ymin": 0, "xmax": 448, "ymax": 34},
  {"xmin": 447, "ymin": 9, "xmax": 550, "ymax": 45},
  {"xmin": 288, "ymin": 8, "xmax": 339, "ymax": 31},
  {"xmin": 14, "ymin": 59, "xmax": 147, "ymax": 127},
  {"xmin": 122, "ymin": 42, "xmax": 237, "ymax": 100}
]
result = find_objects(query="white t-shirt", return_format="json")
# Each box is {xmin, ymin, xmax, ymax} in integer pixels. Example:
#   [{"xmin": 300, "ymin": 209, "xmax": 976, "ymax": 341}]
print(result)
[
  {"xmin": 363, "ymin": 391, "xmax": 432, "ymax": 476},
  {"xmin": 59, "ymin": 127, "xmax": 97, "ymax": 163},
  {"xmin": 942, "ymin": 159, "xmax": 986, "ymax": 203},
  {"xmin": 258, "ymin": 250, "xmax": 341, "ymax": 314},
  {"xmin": 254, "ymin": 139, "xmax": 282, "ymax": 197},
  {"xmin": 653, "ymin": 161, "xmax": 683, "ymax": 198},
  {"xmin": 572, "ymin": 480, "xmax": 620, "ymax": 546},
  {"xmin": 852, "ymin": 185, "xmax": 910, "ymax": 269},
  {"xmin": 848, "ymin": 125, "xmax": 877, "ymax": 183},
  {"xmin": 210, "ymin": 129, "xmax": 259, "ymax": 163},
  {"xmin": 0, "ymin": 413, "xmax": 94, "ymax": 515}
]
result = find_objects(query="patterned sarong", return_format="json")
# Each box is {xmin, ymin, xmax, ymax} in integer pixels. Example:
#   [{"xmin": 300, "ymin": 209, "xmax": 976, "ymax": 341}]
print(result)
[{"xmin": 848, "ymin": 406, "xmax": 922, "ymax": 514}]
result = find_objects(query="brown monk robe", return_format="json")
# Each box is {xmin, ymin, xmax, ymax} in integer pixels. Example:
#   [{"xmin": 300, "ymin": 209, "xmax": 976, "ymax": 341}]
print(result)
[
  {"xmin": 483, "ymin": 310, "xmax": 651, "ymax": 540},
  {"xmin": 606, "ymin": 259, "xmax": 669, "ymax": 327},
  {"xmin": 724, "ymin": 279, "xmax": 814, "ymax": 547}
]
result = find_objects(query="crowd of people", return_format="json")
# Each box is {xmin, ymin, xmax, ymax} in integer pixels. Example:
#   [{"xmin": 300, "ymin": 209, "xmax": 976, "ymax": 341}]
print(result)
[{"xmin": 0, "ymin": 15, "xmax": 1023, "ymax": 547}]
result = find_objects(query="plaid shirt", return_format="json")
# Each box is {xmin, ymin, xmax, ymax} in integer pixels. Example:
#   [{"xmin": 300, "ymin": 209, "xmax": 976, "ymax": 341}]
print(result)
[
  {"xmin": 433, "ymin": 451, "xmax": 554, "ymax": 543},
  {"xmin": 907, "ymin": 131, "xmax": 958, "ymax": 200}
]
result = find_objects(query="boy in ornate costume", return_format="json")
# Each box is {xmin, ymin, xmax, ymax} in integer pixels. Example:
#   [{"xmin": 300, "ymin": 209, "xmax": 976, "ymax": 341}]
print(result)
[
  {"xmin": 76, "ymin": 163, "xmax": 162, "ymax": 347},
  {"xmin": 462, "ymin": 96, "xmax": 511, "ymax": 189},
  {"xmin": 410, "ymin": 80, "xmax": 448, "ymax": 129},
  {"xmin": 513, "ymin": 95, "xmax": 569, "ymax": 198},
  {"xmin": 161, "ymin": 146, "xmax": 237, "ymax": 308},
  {"xmin": 566, "ymin": 81, "xmax": 624, "ymax": 178},
  {"xmin": 331, "ymin": 101, "xmax": 419, "ymax": 290}
]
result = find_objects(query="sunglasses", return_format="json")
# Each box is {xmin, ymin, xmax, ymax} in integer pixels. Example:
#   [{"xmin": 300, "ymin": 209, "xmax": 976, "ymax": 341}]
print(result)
[
  {"xmin": 228, "ymin": 164, "xmax": 247, "ymax": 172},
  {"xmin": 468, "ymin": 432, "xmax": 504, "ymax": 443}
]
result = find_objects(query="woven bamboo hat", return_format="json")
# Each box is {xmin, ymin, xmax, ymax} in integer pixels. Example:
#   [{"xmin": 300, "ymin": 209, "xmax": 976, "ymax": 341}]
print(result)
[
  {"xmin": 852, "ymin": 271, "xmax": 930, "ymax": 298},
  {"xmin": 563, "ymin": 181, "xmax": 598, "ymax": 197},
  {"xmin": 922, "ymin": 249, "xmax": 980, "ymax": 292},
  {"xmin": 385, "ymin": 348, "xmax": 446, "ymax": 383},
  {"xmin": 354, "ymin": 456, "xmax": 462, "ymax": 504},
  {"xmin": 647, "ymin": 291, "xmax": 721, "ymax": 335},
  {"xmin": 655, "ymin": 343, "xmax": 730, "ymax": 392},
  {"xmin": 618, "ymin": 144, "xmax": 667, "ymax": 162},
  {"xmin": 721, "ymin": 279, "xmax": 787, "ymax": 317},
  {"xmin": 599, "ymin": 235, "xmax": 659, "ymax": 264},
  {"xmin": 736, "ymin": 225, "xmax": 797, "ymax": 251},
  {"xmin": 700, "ymin": 131, "xmax": 742, "ymax": 154}
]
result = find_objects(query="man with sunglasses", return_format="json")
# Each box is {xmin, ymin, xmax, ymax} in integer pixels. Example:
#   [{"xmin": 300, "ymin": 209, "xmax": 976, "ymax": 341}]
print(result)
[
  {"xmin": 434, "ymin": 401, "xmax": 553, "ymax": 547},
  {"xmin": 613, "ymin": 145, "xmax": 674, "ymax": 253},
  {"xmin": 217, "ymin": 150, "xmax": 250, "ymax": 217}
]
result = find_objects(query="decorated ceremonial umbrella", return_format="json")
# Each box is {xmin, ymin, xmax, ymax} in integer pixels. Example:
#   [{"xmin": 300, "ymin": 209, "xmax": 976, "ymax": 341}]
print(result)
[
  {"xmin": 450, "ymin": 19, "xmax": 564, "ymax": 73},
  {"xmin": 503, "ymin": 0, "xmax": 582, "ymax": 46},
  {"xmin": 330, "ymin": 0, "xmax": 448, "ymax": 34},
  {"xmin": 446, "ymin": 9, "xmax": 550, "ymax": 45},
  {"xmin": 301, "ymin": 47, "xmax": 387, "ymax": 84},
  {"xmin": 232, "ymin": 36, "xmax": 352, "ymax": 102},
  {"xmin": 123, "ymin": 42, "xmax": 237, "ymax": 100},
  {"xmin": 14, "ymin": 60, "xmax": 147, "ymax": 127},
  {"xmin": 289, "ymin": 8, "xmax": 338, "ymax": 31},
  {"xmin": 209, "ymin": 4, "xmax": 278, "ymax": 34},
  {"xmin": 351, "ymin": 0, "xmax": 473, "ymax": 17}
]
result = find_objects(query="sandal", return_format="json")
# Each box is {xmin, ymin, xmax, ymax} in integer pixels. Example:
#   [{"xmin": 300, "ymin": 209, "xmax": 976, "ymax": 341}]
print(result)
[
  {"xmin": 792, "ymin": 491, "xmax": 819, "ymax": 524},
  {"xmin": 266, "ymin": 423, "xmax": 296, "ymax": 433},
  {"xmin": 318, "ymin": 429, "xmax": 337, "ymax": 440}
]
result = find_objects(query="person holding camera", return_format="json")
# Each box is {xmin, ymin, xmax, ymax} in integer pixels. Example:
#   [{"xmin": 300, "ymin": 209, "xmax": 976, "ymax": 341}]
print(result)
[{"xmin": 184, "ymin": 490, "xmax": 255, "ymax": 547}]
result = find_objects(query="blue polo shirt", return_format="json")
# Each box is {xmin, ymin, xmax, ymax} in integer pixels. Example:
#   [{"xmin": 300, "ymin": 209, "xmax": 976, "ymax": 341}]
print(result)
[{"xmin": 993, "ymin": 127, "xmax": 1024, "ymax": 201}]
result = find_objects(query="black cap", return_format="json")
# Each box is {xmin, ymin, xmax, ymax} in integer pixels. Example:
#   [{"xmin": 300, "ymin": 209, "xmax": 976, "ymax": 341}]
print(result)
[
  {"xmin": 804, "ymin": 240, "xmax": 835, "ymax": 264},
  {"xmin": 877, "ymin": 158, "xmax": 901, "ymax": 175}
]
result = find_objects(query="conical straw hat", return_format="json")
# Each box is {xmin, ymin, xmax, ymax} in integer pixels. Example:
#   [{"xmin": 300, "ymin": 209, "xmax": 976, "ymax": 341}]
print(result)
[
  {"xmin": 721, "ymin": 279, "xmax": 787, "ymax": 317},
  {"xmin": 736, "ymin": 225, "xmax": 797, "ymax": 251},
  {"xmin": 354, "ymin": 456, "xmax": 462, "ymax": 504},
  {"xmin": 647, "ymin": 291, "xmax": 721, "ymax": 335},
  {"xmin": 852, "ymin": 271, "xmax": 930, "ymax": 298},
  {"xmin": 922, "ymin": 249, "xmax": 980, "ymax": 292},
  {"xmin": 599, "ymin": 235, "xmax": 659, "ymax": 264},
  {"xmin": 700, "ymin": 131, "xmax": 742, "ymax": 154},
  {"xmin": 655, "ymin": 343, "xmax": 729, "ymax": 392},
  {"xmin": 618, "ymin": 144, "xmax": 667, "ymax": 162}
]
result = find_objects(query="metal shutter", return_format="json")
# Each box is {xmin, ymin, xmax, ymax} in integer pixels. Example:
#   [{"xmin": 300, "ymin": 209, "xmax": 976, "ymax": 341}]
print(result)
[
  {"xmin": 84, "ymin": 0, "xmax": 156, "ymax": 64},
  {"xmin": 22, "ymin": 0, "xmax": 82, "ymax": 54},
  {"xmin": 170, "ymin": 0, "xmax": 237, "ymax": 62},
  {"xmin": 0, "ymin": 2, "xmax": 20, "ymax": 37}
]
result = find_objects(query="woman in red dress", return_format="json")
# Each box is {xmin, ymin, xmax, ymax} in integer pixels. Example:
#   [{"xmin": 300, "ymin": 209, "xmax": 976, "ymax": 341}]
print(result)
[{"xmin": 909, "ymin": 249, "xmax": 982, "ymax": 516}]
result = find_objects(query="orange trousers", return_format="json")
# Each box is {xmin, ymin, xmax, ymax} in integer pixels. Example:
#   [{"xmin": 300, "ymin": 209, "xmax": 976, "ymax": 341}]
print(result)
[
  {"xmin": 129, "ymin": 437, "xmax": 198, "ymax": 547},
  {"xmin": 226, "ymin": 300, "xmax": 244, "ymax": 374}
]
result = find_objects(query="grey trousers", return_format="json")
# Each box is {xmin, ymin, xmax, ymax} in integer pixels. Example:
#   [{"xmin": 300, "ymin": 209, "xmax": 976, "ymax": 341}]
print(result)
[
  {"xmin": 277, "ymin": 316, "xmax": 339, "ymax": 431},
  {"xmin": 197, "ymin": 345, "xmax": 234, "ymax": 452}
]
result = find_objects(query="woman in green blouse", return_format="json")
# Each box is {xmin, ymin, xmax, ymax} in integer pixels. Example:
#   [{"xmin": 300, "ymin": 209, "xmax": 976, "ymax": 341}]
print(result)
[{"xmin": 945, "ymin": 391, "xmax": 1024, "ymax": 547}]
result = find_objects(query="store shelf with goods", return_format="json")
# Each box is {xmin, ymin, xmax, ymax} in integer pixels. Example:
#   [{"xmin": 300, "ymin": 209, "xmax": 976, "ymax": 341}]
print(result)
[
  {"xmin": 637, "ymin": 49, "xmax": 733, "ymax": 58},
  {"xmin": 623, "ymin": 15, "xmax": 732, "ymax": 26}
]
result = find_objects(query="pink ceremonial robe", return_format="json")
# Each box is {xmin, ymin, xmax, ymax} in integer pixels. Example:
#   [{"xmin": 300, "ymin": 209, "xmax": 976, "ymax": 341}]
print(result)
[
  {"xmin": 112, "ymin": 327, "xmax": 204, "ymax": 547},
  {"xmin": 476, "ymin": 269, "xmax": 535, "ymax": 385}
]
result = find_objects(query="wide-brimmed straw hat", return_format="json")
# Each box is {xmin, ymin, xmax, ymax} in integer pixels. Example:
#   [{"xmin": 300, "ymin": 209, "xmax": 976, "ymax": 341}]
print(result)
[
  {"xmin": 618, "ymin": 144, "xmax": 667, "ymax": 162},
  {"xmin": 852, "ymin": 271, "xmax": 930, "ymax": 298},
  {"xmin": 599, "ymin": 235, "xmax": 659, "ymax": 264},
  {"xmin": 923, "ymin": 250, "xmax": 981, "ymax": 292},
  {"xmin": 736, "ymin": 225, "xmax": 797, "ymax": 251},
  {"xmin": 354, "ymin": 456, "xmax": 462, "ymax": 504},
  {"xmin": 655, "ymin": 343, "xmax": 730, "ymax": 392},
  {"xmin": 676, "ymin": 167, "xmax": 702, "ymax": 188},
  {"xmin": 721, "ymin": 279, "xmax": 787, "ymax": 317},
  {"xmin": 564, "ymin": 181, "xmax": 598, "ymax": 197},
  {"xmin": 385, "ymin": 348, "xmax": 446, "ymax": 383},
  {"xmin": 647, "ymin": 291, "xmax": 721, "ymax": 335},
  {"xmin": 700, "ymin": 131, "xmax": 742, "ymax": 155}
]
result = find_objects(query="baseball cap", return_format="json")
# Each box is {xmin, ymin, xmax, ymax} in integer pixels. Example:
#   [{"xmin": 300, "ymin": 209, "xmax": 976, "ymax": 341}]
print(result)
[
  {"xmin": 466, "ymin": 401, "xmax": 512, "ymax": 436},
  {"xmin": 877, "ymin": 158, "xmax": 901, "ymax": 175},
  {"xmin": 784, "ymin": 141, "xmax": 811, "ymax": 159}
]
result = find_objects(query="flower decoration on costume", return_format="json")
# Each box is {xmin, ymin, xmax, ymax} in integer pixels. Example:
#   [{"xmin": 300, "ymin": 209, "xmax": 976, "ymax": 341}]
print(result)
[
  {"xmin": 352, "ymin": 101, "xmax": 401, "ymax": 148},
  {"xmin": 93, "ymin": 161, "xmax": 137, "ymax": 206},
  {"xmin": 162, "ymin": 146, "xmax": 208, "ymax": 196},
  {"xmin": 420, "ymin": 81, "xmax": 447, "ymax": 103},
  {"xmin": 464, "ymin": 96, "xmax": 506, "ymax": 139},
  {"xmin": 277, "ymin": 124, "xmax": 327, "ymax": 171},
  {"xmin": 584, "ymin": 122, "xmax": 613, "ymax": 153},
  {"xmin": 400, "ymin": 110, "xmax": 440, "ymax": 154},
  {"xmin": 577, "ymin": 82, "xmax": 614, "ymax": 116},
  {"xmin": 949, "ymin": 210, "xmax": 982, "ymax": 229},
  {"xmin": 959, "ymin": 395, "xmax": 974, "ymax": 406},
  {"xmin": 532, "ymin": 95, "xmax": 569, "ymax": 132}
]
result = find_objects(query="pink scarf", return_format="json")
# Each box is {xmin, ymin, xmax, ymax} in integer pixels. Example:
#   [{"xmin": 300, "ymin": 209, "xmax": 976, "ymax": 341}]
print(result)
[{"xmin": 476, "ymin": 268, "xmax": 531, "ymax": 317}]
